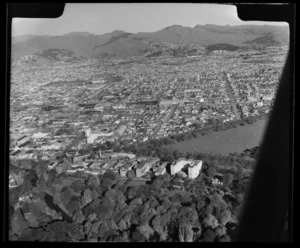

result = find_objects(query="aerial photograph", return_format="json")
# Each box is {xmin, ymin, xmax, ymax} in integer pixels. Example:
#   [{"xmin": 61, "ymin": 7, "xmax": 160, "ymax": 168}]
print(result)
[{"xmin": 8, "ymin": 3, "xmax": 290, "ymax": 242}]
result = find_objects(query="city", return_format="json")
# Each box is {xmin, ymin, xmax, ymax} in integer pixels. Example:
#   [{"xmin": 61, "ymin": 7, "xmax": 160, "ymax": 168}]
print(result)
[{"xmin": 8, "ymin": 3, "xmax": 290, "ymax": 242}]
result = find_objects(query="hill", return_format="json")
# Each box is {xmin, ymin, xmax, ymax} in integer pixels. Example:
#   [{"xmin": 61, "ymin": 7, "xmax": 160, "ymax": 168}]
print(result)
[
  {"xmin": 11, "ymin": 24, "xmax": 289, "ymax": 60},
  {"xmin": 12, "ymin": 48, "xmax": 82, "ymax": 66},
  {"xmin": 206, "ymin": 43, "xmax": 240, "ymax": 52},
  {"xmin": 243, "ymin": 34, "xmax": 281, "ymax": 46}
]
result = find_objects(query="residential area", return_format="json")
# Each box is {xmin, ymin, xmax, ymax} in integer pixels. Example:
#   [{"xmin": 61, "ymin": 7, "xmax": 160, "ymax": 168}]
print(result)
[{"xmin": 9, "ymin": 45, "xmax": 288, "ymax": 184}]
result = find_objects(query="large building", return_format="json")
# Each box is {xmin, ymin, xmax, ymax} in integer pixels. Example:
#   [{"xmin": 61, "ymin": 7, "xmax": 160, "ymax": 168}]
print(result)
[
  {"xmin": 85, "ymin": 128, "xmax": 112, "ymax": 144},
  {"xmin": 188, "ymin": 160, "xmax": 203, "ymax": 179},
  {"xmin": 170, "ymin": 159, "xmax": 192, "ymax": 175},
  {"xmin": 171, "ymin": 159, "xmax": 203, "ymax": 179},
  {"xmin": 155, "ymin": 164, "xmax": 167, "ymax": 176},
  {"xmin": 136, "ymin": 158, "xmax": 160, "ymax": 177}
]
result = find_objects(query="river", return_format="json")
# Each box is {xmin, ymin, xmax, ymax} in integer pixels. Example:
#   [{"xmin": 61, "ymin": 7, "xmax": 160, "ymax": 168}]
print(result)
[{"xmin": 164, "ymin": 119, "xmax": 268, "ymax": 155}]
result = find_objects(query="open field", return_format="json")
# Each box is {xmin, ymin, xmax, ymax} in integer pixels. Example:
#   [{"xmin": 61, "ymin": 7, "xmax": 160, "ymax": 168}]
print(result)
[{"xmin": 164, "ymin": 119, "xmax": 268, "ymax": 155}]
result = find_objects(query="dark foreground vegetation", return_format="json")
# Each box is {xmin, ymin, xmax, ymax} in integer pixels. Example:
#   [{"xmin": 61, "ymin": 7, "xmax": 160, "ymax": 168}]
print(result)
[
  {"xmin": 9, "ymin": 143, "xmax": 257, "ymax": 242},
  {"xmin": 9, "ymin": 115, "xmax": 266, "ymax": 242}
]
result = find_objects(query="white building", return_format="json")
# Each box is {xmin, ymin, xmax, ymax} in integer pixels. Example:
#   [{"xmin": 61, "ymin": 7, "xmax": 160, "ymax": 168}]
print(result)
[
  {"xmin": 171, "ymin": 159, "xmax": 203, "ymax": 179},
  {"xmin": 32, "ymin": 132, "xmax": 48, "ymax": 140},
  {"xmin": 119, "ymin": 168, "xmax": 127, "ymax": 177},
  {"xmin": 170, "ymin": 159, "xmax": 192, "ymax": 175},
  {"xmin": 188, "ymin": 160, "xmax": 203, "ymax": 179},
  {"xmin": 85, "ymin": 128, "xmax": 112, "ymax": 144},
  {"xmin": 154, "ymin": 165, "xmax": 166, "ymax": 176},
  {"xmin": 111, "ymin": 153, "xmax": 136, "ymax": 159}
]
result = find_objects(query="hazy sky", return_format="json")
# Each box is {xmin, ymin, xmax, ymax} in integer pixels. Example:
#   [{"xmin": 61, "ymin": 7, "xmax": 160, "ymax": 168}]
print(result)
[{"xmin": 12, "ymin": 3, "xmax": 288, "ymax": 36}]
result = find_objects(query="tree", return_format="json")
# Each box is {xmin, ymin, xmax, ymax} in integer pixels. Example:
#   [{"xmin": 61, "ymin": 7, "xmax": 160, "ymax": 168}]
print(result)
[
  {"xmin": 102, "ymin": 177, "xmax": 115, "ymax": 190},
  {"xmin": 151, "ymin": 214, "xmax": 168, "ymax": 241},
  {"xmin": 82, "ymin": 188, "xmax": 92, "ymax": 206},
  {"xmin": 10, "ymin": 208, "xmax": 30, "ymax": 237},
  {"xmin": 235, "ymin": 167, "xmax": 244, "ymax": 181},
  {"xmin": 126, "ymin": 170, "xmax": 135, "ymax": 179},
  {"xmin": 203, "ymin": 229, "xmax": 216, "ymax": 242},
  {"xmin": 179, "ymin": 222, "xmax": 193, "ymax": 242},
  {"xmin": 103, "ymin": 170, "xmax": 119, "ymax": 181},
  {"xmin": 90, "ymin": 190, "xmax": 99, "ymax": 200},
  {"xmin": 70, "ymin": 180, "xmax": 85, "ymax": 193},
  {"xmin": 151, "ymin": 176, "xmax": 164, "ymax": 190},
  {"xmin": 215, "ymin": 225, "xmax": 227, "ymax": 237},
  {"xmin": 53, "ymin": 192, "xmax": 62, "ymax": 206},
  {"xmin": 73, "ymin": 211, "xmax": 84, "ymax": 223},
  {"xmin": 223, "ymin": 173, "xmax": 234, "ymax": 186},
  {"xmin": 206, "ymin": 166, "xmax": 217, "ymax": 178},
  {"xmin": 173, "ymin": 150, "xmax": 183, "ymax": 160},
  {"xmin": 137, "ymin": 223, "xmax": 155, "ymax": 240},
  {"xmin": 114, "ymin": 190, "xmax": 126, "ymax": 206},
  {"xmin": 131, "ymin": 229, "xmax": 146, "ymax": 242},
  {"xmin": 35, "ymin": 161, "xmax": 48, "ymax": 180},
  {"xmin": 68, "ymin": 222, "xmax": 84, "ymax": 241},
  {"xmin": 9, "ymin": 186, "xmax": 22, "ymax": 207},
  {"xmin": 86, "ymin": 175, "xmax": 100, "ymax": 188},
  {"xmin": 203, "ymin": 213, "xmax": 219, "ymax": 229},
  {"xmin": 219, "ymin": 234, "xmax": 231, "ymax": 242},
  {"xmin": 61, "ymin": 189, "xmax": 73, "ymax": 207},
  {"xmin": 66, "ymin": 200, "xmax": 81, "ymax": 217}
]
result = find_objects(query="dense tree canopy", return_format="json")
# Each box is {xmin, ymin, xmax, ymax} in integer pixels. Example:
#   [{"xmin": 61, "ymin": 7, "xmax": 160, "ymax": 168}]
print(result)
[{"xmin": 9, "ymin": 139, "xmax": 256, "ymax": 242}]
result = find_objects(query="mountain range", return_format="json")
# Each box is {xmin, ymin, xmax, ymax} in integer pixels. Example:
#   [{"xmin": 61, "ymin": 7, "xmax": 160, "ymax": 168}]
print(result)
[{"xmin": 12, "ymin": 24, "xmax": 289, "ymax": 60}]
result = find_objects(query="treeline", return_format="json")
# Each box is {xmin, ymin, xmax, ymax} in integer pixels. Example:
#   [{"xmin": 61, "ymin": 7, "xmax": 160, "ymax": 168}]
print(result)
[
  {"xmin": 9, "ymin": 139, "xmax": 257, "ymax": 242},
  {"xmin": 9, "ymin": 160, "xmax": 249, "ymax": 242},
  {"xmin": 240, "ymin": 146, "xmax": 261, "ymax": 160}
]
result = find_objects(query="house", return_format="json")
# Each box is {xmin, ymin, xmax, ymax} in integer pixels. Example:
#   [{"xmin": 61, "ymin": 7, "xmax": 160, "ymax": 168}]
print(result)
[
  {"xmin": 85, "ymin": 128, "xmax": 113, "ymax": 144},
  {"xmin": 111, "ymin": 153, "xmax": 136, "ymax": 160},
  {"xmin": 32, "ymin": 132, "xmax": 48, "ymax": 140},
  {"xmin": 94, "ymin": 103, "xmax": 111, "ymax": 111},
  {"xmin": 66, "ymin": 169, "xmax": 77, "ymax": 174},
  {"xmin": 73, "ymin": 154, "xmax": 89, "ymax": 163},
  {"xmin": 48, "ymin": 161, "xmax": 57, "ymax": 170},
  {"xmin": 89, "ymin": 169, "xmax": 105, "ymax": 175},
  {"xmin": 119, "ymin": 168, "xmax": 127, "ymax": 177},
  {"xmin": 17, "ymin": 136, "xmax": 31, "ymax": 147}
]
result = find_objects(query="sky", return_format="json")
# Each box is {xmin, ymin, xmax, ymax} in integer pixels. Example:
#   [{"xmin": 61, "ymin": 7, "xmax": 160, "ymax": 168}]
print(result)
[{"xmin": 12, "ymin": 3, "xmax": 288, "ymax": 37}]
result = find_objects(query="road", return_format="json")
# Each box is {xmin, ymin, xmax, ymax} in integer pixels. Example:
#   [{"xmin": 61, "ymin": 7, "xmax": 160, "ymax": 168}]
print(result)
[{"xmin": 223, "ymin": 73, "xmax": 241, "ymax": 120}]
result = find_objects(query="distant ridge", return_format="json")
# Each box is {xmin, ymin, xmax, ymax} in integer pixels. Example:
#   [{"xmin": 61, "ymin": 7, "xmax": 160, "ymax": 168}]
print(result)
[
  {"xmin": 12, "ymin": 24, "xmax": 289, "ymax": 60},
  {"xmin": 206, "ymin": 43, "xmax": 240, "ymax": 52}
]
